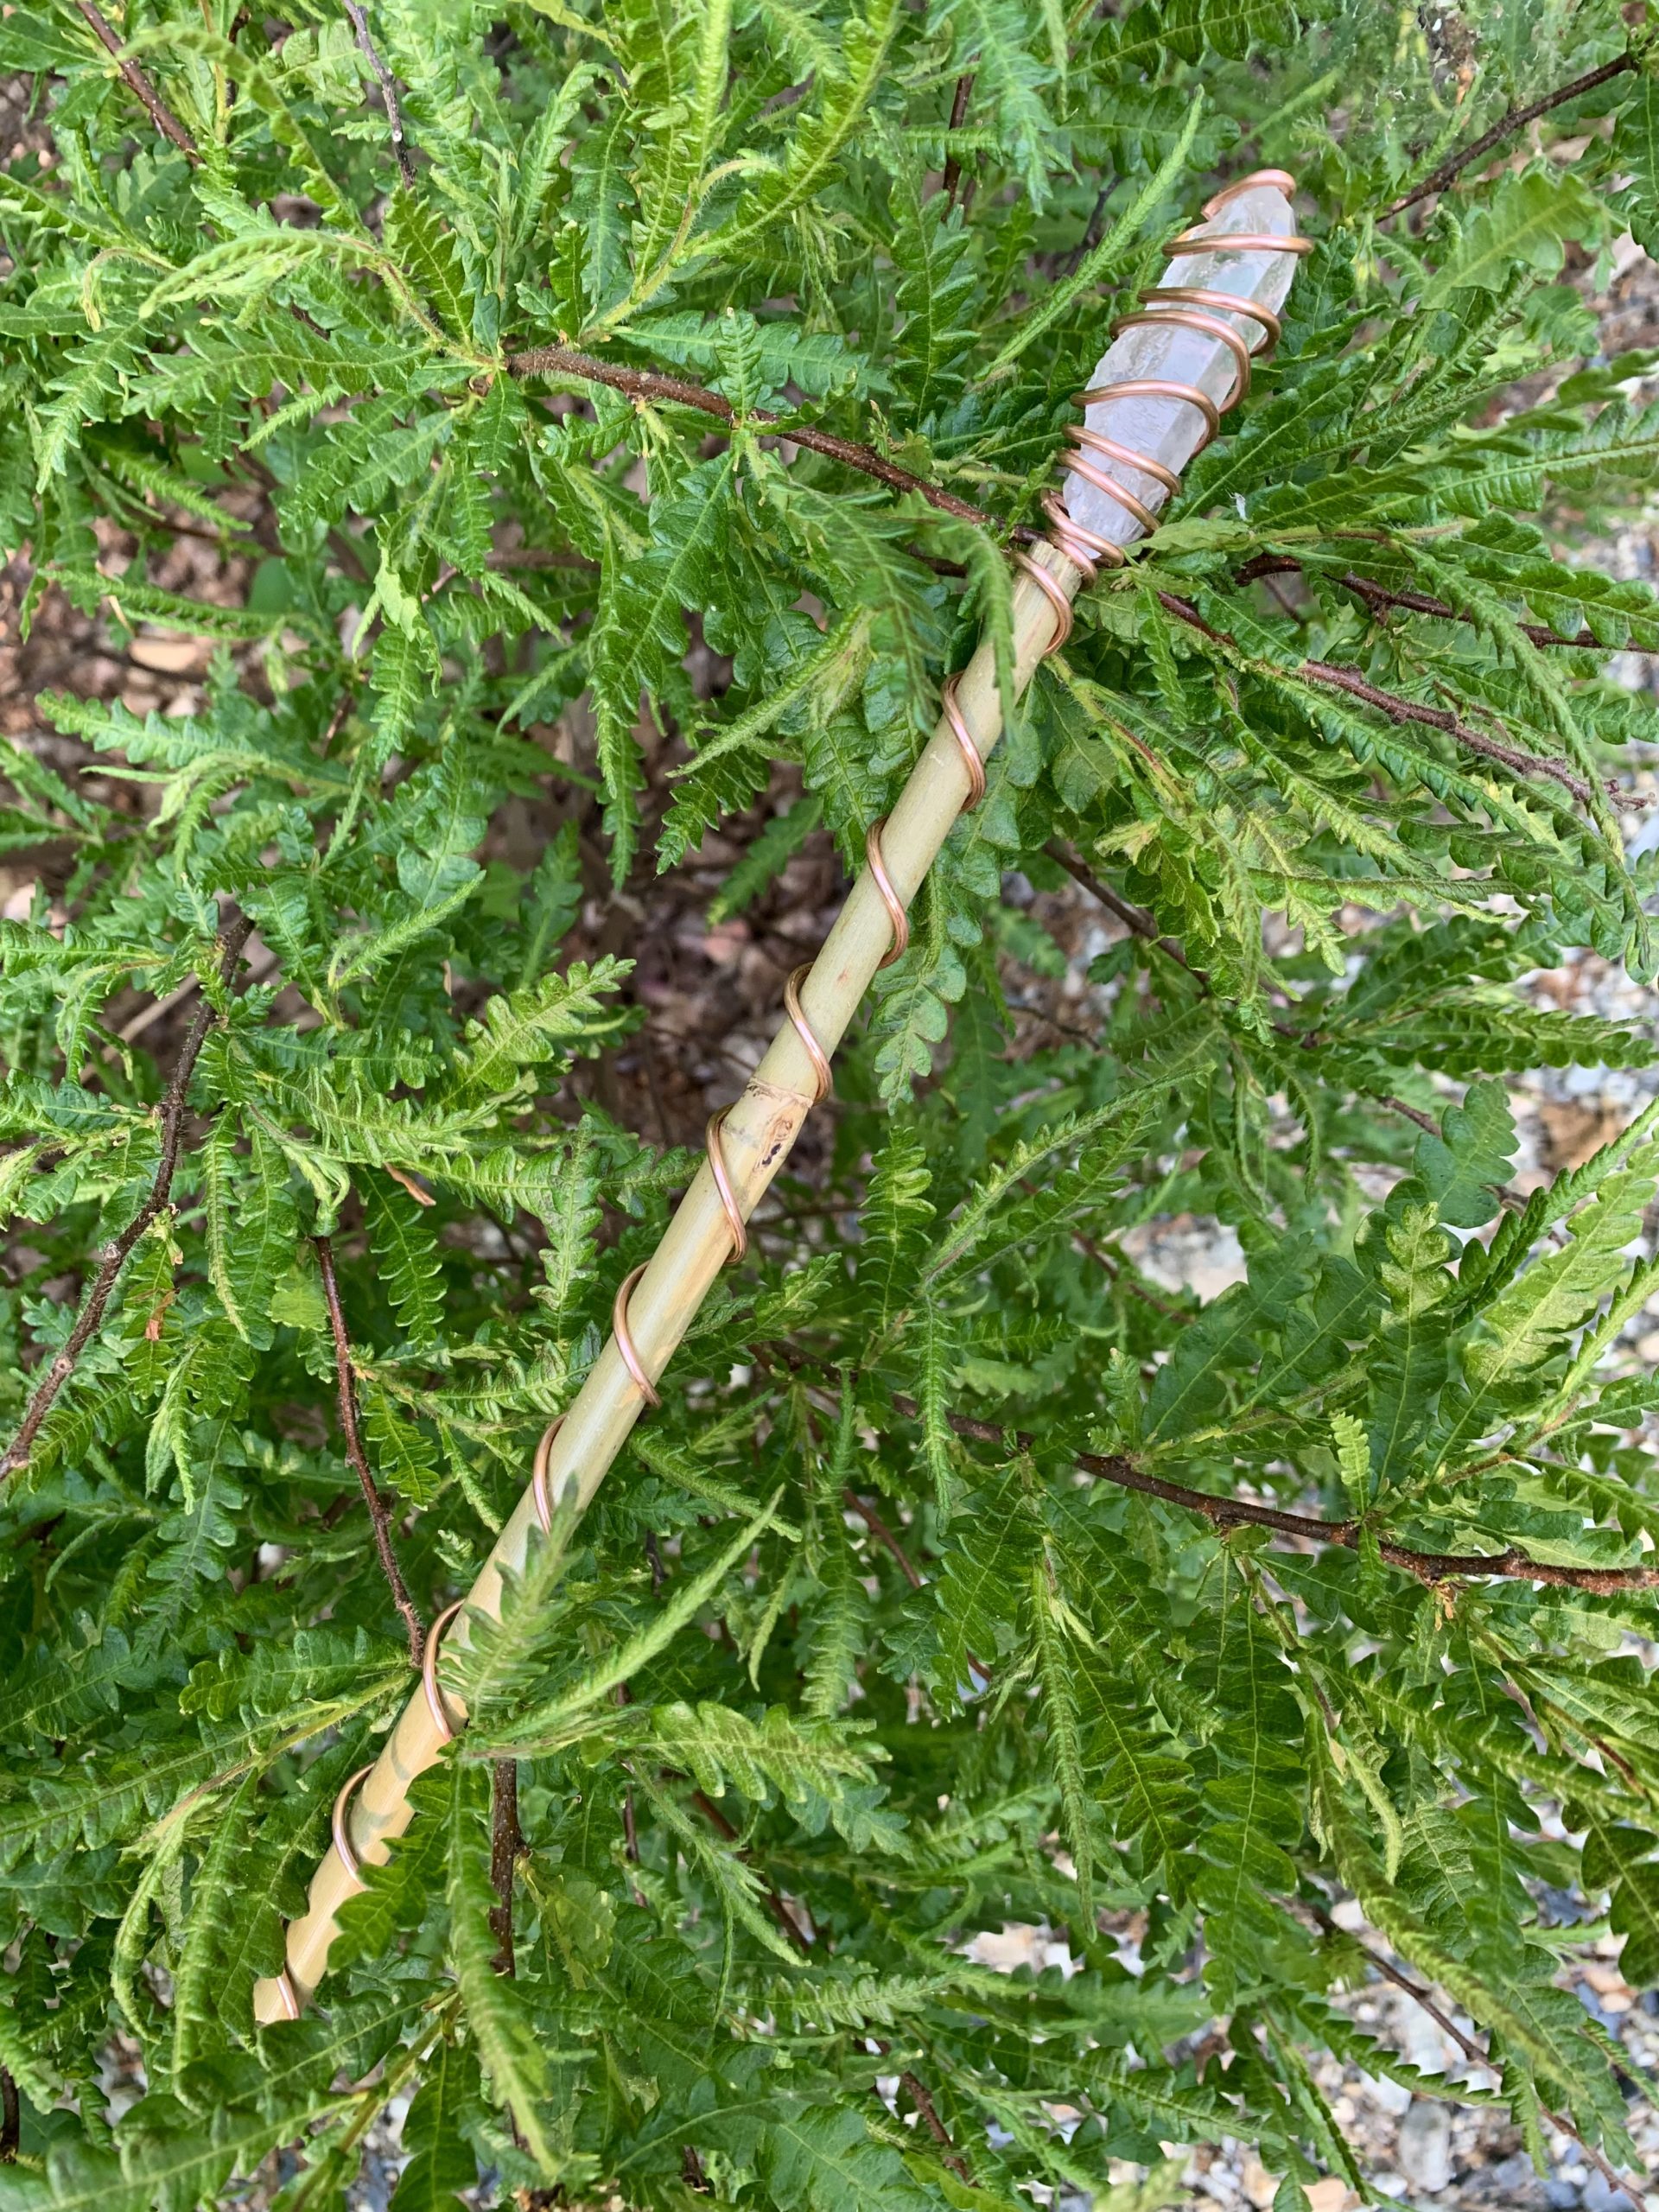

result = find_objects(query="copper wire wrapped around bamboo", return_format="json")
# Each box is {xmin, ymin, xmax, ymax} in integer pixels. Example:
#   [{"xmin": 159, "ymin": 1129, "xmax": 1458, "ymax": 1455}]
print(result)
[{"xmin": 253, "ymin": 169, "xmax": 1308, "ymax": 2024}]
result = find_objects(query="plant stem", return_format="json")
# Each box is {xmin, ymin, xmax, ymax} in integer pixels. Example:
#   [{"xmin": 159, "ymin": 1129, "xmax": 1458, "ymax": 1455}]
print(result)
[
  {"xmin": 314, "ymin": 1233, "xmax": 426, "ymax": 1666},
  {"xmin": 0, "ymin": 912, "xmax": 252, "ymax": 1483},
  {"xmin": 889, "ymin": 1395, "xmax": 1659, "ymax": 1592},
  {"xmin": 342, "ymin": 0, "xmax": 417, "ymax": 187},
  {"xmin": 1382, "ymin": 54, "xmax": 1636, "ymax": 219},
  {"xmin": 488, "ymin": 1759, "xmax": 520, "ymax": 1974},
  {"xmin": 505, "ymin": 346, "xmax": 996, "ymax": 526},
  {"xmin": 74, "ymin": 0, "xmax": 200, "ymax": 159}
]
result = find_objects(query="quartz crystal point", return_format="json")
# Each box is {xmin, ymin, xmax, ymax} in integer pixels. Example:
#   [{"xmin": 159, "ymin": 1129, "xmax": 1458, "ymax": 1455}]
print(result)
[{"xmin": 1062, "ymin": 180, "xmax": 1301, "ymax": 557}]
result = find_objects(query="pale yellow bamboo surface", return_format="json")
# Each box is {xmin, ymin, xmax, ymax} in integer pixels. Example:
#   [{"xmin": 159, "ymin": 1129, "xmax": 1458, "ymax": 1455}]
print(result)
[{"xmin": 252, "ymin": 547, "xmax": 1078, "ymax": 2021}]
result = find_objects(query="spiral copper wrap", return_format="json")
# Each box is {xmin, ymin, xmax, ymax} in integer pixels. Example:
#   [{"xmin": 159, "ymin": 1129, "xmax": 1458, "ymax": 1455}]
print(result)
[
  {"xmin": 783, "ymin": 964, "xmax": 833, "ymax": 1103},
  {"xmin": 705, "ymin": 1108, "xmax": 747, "ymax": 1263},
  {"xmin": 613, "ymin": 1262, "xmax": 662, "ymax": 1408},
  {"xmin": 423, "ymin": 1599, "xmax": 465, "ymax": 1743},
  {"xmin": 332, "ymin": 1764, "xmax": 374, "ymax": 1890},
  {"xmin": 939, "ymin": 674, "xmax": 987, "ymax": 810},
  {"xmin": 1039, "ymin": 170, "xmax": 1311, "ymax": 584},
  {"xmin": 531, "ymin": 1412, "xmax": 566, "ymax": 1535},
  {"xmin": 271, "ymin": 1967, "xmax": 302, "ymax": 2020},
  {"xmin": 864, "ymin": 818, "xmax": 909, "ymax": 967}
]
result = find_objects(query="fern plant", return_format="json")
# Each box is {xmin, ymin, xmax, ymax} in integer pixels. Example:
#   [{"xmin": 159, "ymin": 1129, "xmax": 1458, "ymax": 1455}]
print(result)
[{"xmin": 3, "ymin": 0, "xmax": 1659, "ymax": 2204}]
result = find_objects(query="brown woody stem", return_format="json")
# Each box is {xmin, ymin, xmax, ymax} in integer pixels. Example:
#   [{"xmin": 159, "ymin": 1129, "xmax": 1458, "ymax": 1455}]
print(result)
[
  {"xmin": 0, "ymin": 912, "xmax": 252, "ymax": 1482},
  {"xmin": 505, "ymin": 346, "xmax": 995, "ymax": 526},
  {"xmin": 1382, "ymin": 54, "xmax": 1636, "ymax": 219},
  {"xmin": 342, "ymin": 0, "xmax": 417, "ymax": 188},
  {"xmin": 74, "ymin": 0, "xmax": 200, "ymax": 158},
  {"xmin": 889, "ymin": 1396, "xmax": 1659, "ymax": 1593},
  {"xmin": 489, "ymin": 1760, "xmax": 520, "ymax": 1974},
  {"xmin": 314, "ymin": 1233, "xmax": 426, "ymax": 1666}
]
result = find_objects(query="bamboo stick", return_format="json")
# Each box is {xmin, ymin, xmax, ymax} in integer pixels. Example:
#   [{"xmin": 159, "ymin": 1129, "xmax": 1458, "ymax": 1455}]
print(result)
[{"xmin": 253, "ymin": 171, "xmax": 1307, "ymax": 2024}]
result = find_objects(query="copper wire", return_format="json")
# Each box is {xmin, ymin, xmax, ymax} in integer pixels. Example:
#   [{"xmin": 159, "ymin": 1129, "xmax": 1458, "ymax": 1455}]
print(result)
[
  {"xmin": 271, "ymin": 1966, "xmax": 302, "ymax": 2021},
  {"xmin": 613, "ymin": 1262, "xmax": 661, "ymax": 1407},
  {"xmin": 332, "ymin": 1764, "xmax": 374, "ymax": 1890},
  {"xmin": 1039, "ymin": 171, "xmax": 1307, "ymax": 584},
  {"xmin": 1149, "ymin": 286, "xmax": 1282, "ymax": 351},
  {"xmin": 1012, "ymin": 549, "xmax": 1074, "ymax": 654},
  {"xmin": 531, "ymin": 1412, "xmax": 566, "ymax": 1535},
  {"xmin": 1109, "ymin": 308, "xmax": 1252, "ymax": 409},
  {"xmin": 423, "ymin": 1599, "xmax": 465, "ymax": 1743},
  {"xmin": 865, "ymin": 818, "xmax": 909, "ymax": 967},
  {"xmin": 705, "ymin": 1108, "xmax": 747, "ymax": 1263},
  {"xmin": 1204, "ymin": 168, "xmax": 1296, "ymax": 215},
  {"xmin": 783, "ymin": 964, "xmax": 832, "ymax": 1103},
  {"xmin": 938, "ymin": 674, "xmax": 986, "ymax": 809}
]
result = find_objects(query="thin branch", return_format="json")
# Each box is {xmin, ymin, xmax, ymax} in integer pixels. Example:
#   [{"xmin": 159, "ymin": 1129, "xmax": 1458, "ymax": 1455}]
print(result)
[
  {"xmin": 843, "ymin": 1488, "xmax": 925, "ymax": 1589},
  {"xmin": 0, "ymin": 912, "xmax": 253, "ymax": 1483},
  {"xmin": 489, "ymin": 1759, "xmax": 520, "ymax": 1974},
  {"xmin": 690, "ymin": 1788, "xmax": 812, "ymax": 1953},
  {"xmin": 74, "ymin": 0, "xmax": 200, "ymax": 160},
  {"xmin": 505, "ymin": 346, "xmax": 995, "ymax": 526},
  {"xmin": 1381, "ymin": 54, "xmax": 1636, "ymax": 219},
  {"xmin": 899, "ymin": 2072, "xmax": 971, "ymax": 2182},
  {"xmin": 1311, "ymin": 1910, "xmax": 1636, "ymax": 2201},
  {"xmin": 941, "ymin": 72, "xmax": 975, "ymax": 205},
  {"xmin": 889, "ymin": 1395, "xmax": 1659, "ymax": 1593},
  {"xmin": 314, "ymin": 1233, "xmax": 426, "ymax": 1666},
  {"xmin": 1157, "ymin": 587, "xmax": 1637, "ymax": 812},
  {"xmin": 341, "ymin": 0, "xmax": 417, "ymax": 188},
  {"xmin": 1240, "ymin": 556, "xmax": 1651, "ymax": 653},
  {"xmin": 1043, "ymin": 839, "xmax": 1202, "ymax": 979}
]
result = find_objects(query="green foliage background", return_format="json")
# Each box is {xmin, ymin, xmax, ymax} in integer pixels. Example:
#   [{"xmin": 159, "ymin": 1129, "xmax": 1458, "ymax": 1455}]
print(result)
[{"xmin": 3, "ymin": 0, "xmax": 1659, "ymax": 2203}]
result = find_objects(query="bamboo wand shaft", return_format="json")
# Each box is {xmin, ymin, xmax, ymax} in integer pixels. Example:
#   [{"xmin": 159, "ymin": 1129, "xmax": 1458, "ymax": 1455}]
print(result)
[
  {"xmin": 253, "ymin": 552, "xmax": 1076, "ymax": 2020},
  {"xmin": 254, "ymin": 168, "xmax": 1307, "ymax": 2022}
]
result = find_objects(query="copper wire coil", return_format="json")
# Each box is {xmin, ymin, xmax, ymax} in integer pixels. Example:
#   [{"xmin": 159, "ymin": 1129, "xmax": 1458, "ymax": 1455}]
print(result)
[
  {"xmin": 332, "ymin": 1764, "xmax": 374, "ymax": 1890},
  {"xmin": 864, "ymin": 818, "xmax": 909, "ymax": 966},
  {"xmin": 1039, "ymin": 487, "xmax": 1121, "ymax": 575},
  {"xmin": 1063, "ymin": 442, "xmax": 1161, "ymax": 534},
  {"xmin": 271, "ymin": 1966, "xmax": 302, "ymax": 2021},
  {"xmin": 1204, "ymin": 168, "xmax": 1296, "ymax": 215},
  {"xmin": 1167, "ymin": 228, "xmax": 1313, "ymax": 257},
  {"xmin": 938, "ymin": 674, "xmax": 986, "ymax": 809},
  {"xmin": 1109, "ymin": 307, "xmax": 1252, "ymax": 410},
  {"xmin": 531, "ymin": 1411, "xmax": 566, "ymax": 1535},
  {"xmin": 783, "ymin": 964, "xmax": 832, "ymax": 1103},
  {"xmin": 1039, "ymin": 176, "xmax": 1306, "ymax": 582},
  {"xmin": 1078, "ymin": 377, "xmax": 1222, "ymax": 444},
  {"xmin": 1011, "ymin": 549, "xmax": 1073, "ymax": 653},
  {"xmin": 1148, "ymin": 285, "xmax": 1281, "ymax": 353},
  {"xmin": 705, "ymin": 1108, "xmax": 747, "ymax": 1263},
  {"xmin": 423, "ymin": 1599, "xmax": 466, "ymax": 1743},
  {"xmin": 1068, "ymin": 424, "xmax": 1182, "ymax": 497},
  {"xmin": 613, "ymin": 1262, "xmax": 661, "ymax": 1407}
]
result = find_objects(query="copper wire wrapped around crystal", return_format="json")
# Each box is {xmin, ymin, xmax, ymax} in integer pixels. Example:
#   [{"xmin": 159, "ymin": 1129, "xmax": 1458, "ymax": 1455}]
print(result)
[
  {"xmin": 1039, "ymin": 171, "xmax": 1310, "ymax": 585},
  {"xmin": 531, "ymin": 1412, "xmax": 566, "ymax": 1535}
]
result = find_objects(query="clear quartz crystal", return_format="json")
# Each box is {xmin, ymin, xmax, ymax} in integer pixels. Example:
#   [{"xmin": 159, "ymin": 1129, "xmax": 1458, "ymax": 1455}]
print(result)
[{"xmin": 1060, "ymin": 182, "xmax": 1300, "ymax": 556}]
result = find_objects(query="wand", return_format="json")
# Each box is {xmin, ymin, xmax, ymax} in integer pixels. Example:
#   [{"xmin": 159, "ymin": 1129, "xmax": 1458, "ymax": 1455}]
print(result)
[{"xmin": 254, "ymin": 167, "xmax": 1310, "ymax": 2023}]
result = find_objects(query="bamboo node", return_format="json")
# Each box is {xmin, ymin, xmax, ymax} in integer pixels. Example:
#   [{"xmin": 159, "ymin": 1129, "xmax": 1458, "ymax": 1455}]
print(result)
[
  {"xmin": 613, "ymin": 1262, "xmax": 662, "ymax": 1407},
  {"xmin": 332, "ymin": 1764, "xmax": 375, "ymax": 1890}
]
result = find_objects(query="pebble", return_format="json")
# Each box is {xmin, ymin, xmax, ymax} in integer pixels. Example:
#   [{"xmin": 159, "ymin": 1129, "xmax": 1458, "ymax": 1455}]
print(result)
[{"xmin": 1397, "ymin": 2101, "xmax": 1455, "ymax": 2196}]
